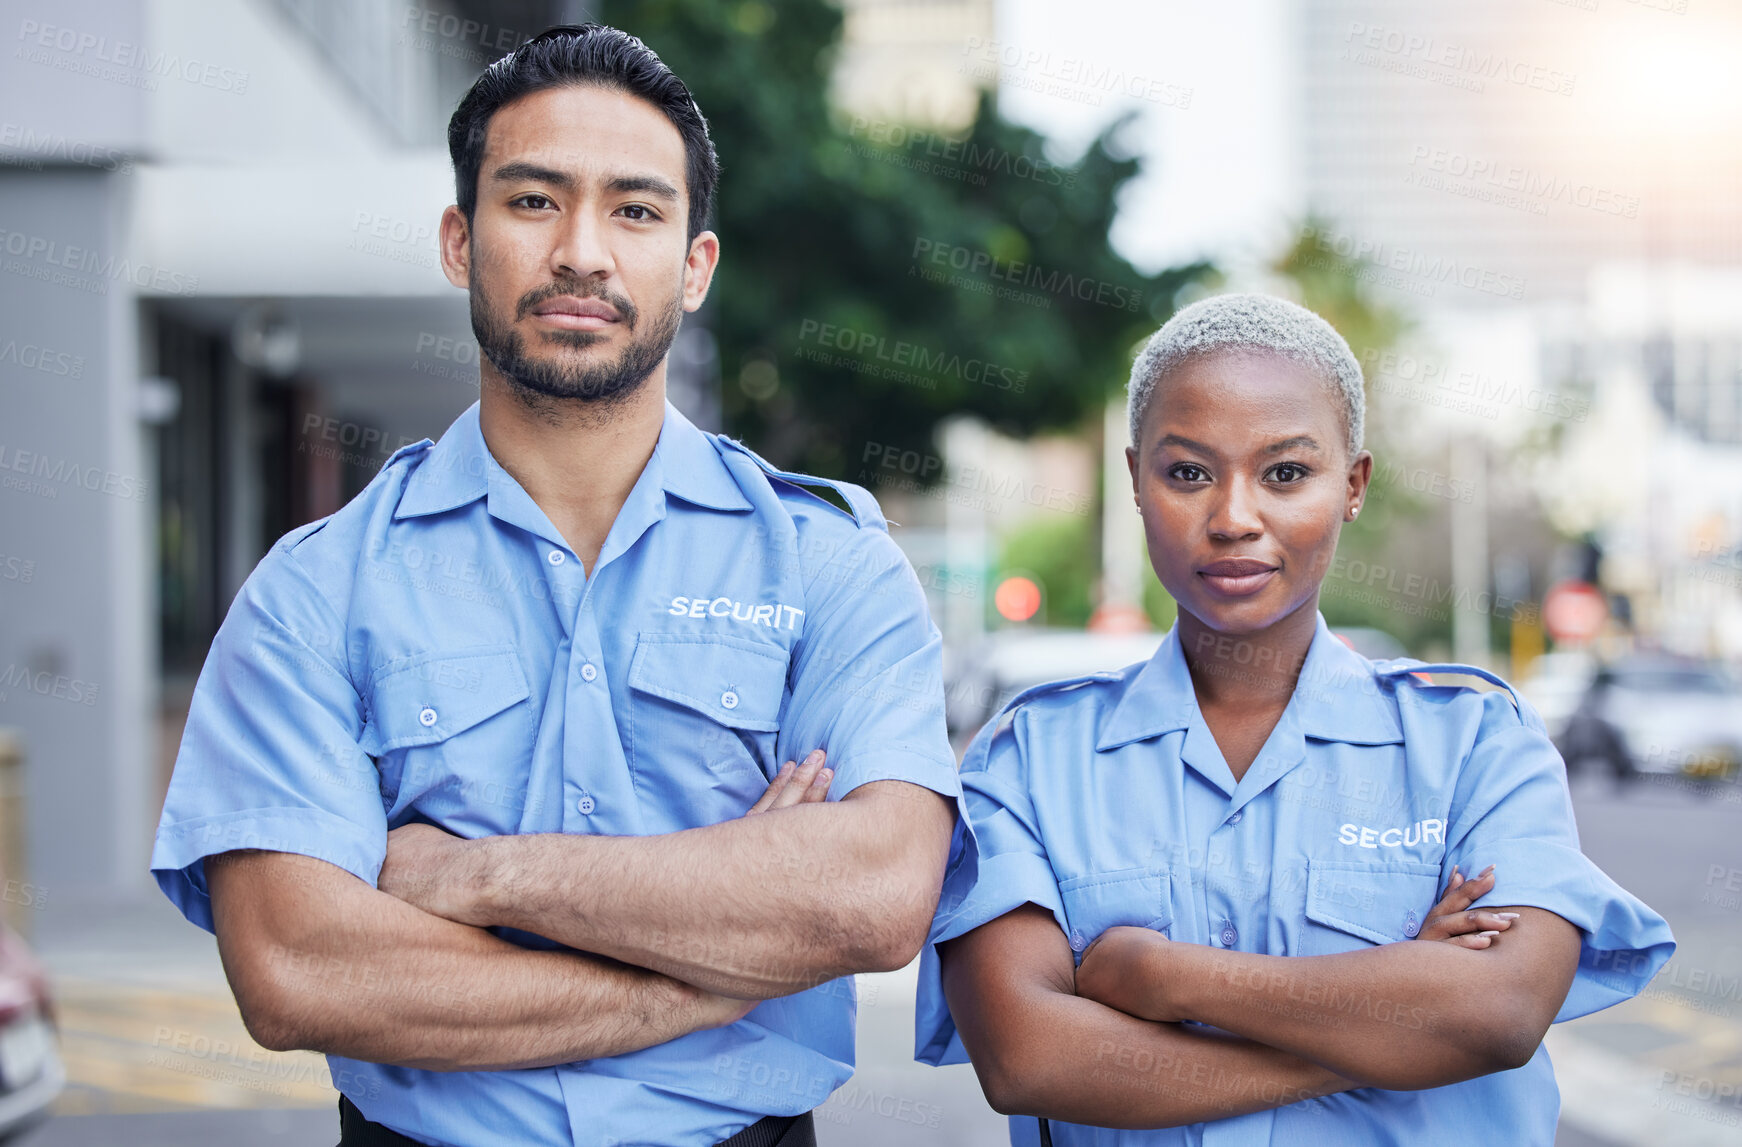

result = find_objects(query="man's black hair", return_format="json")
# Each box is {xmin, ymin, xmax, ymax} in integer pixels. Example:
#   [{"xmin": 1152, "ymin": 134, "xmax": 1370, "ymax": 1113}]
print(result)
[{"xmin": 447, "ymin": 23, "xmax": 719, "ymax": 242}]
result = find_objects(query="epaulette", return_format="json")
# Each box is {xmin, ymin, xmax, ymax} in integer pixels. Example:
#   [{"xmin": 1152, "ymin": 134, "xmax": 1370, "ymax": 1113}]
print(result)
[
  {"xmin": 384, "ymin": 437, "xmax": 434, "ymax": 467},
  {"xmin": 1372, "ymin": 659, "xmax": 1543, "ymax": 733},
  {"xmin": 986, "ymin": 672, "xmax": 1121, "ymax": 735},
  {"xmin": 716, "ymin": 436, "xmax": 886, "ymax": 531},
  {"xmin": 964, "ymin": 671, "xmax": 1121, "ymax": 770}
]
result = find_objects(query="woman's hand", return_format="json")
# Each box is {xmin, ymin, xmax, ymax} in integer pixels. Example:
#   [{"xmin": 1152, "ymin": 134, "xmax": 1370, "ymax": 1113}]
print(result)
[
  {"xmin": 1416, "ymin": 865, "xmax": 1520, "ymax": 949},
  {"xmin": 1075, "ymin": 925, "xmax": 1181, "ymax": 1022}
]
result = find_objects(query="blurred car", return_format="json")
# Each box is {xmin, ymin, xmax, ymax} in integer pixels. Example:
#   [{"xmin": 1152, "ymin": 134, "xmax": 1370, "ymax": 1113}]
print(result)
[
  {"xmin": 1556, "ymin": 655, "xmax": 1742, "ymax": 780},
  {"xmin": 0, "ymin": 922, "xmax": 62, "ymax": 1143},
  {"xmin": 945, "ymin": 628, "xmax": 1166, "ymax": 744},
  {"xmin": 944, "ymin": 624, "xmax": 1410, "ymax": 747},
  {"xmin": 1517, "ymin": 650, "xmax": 1599, "ymax": 742}
]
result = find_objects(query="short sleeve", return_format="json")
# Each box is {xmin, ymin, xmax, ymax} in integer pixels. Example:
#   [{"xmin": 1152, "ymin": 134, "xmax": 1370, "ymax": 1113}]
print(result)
[
  {"xmin": 150, "ymin": 547, "xmax": 388, "ymax": 932},
  {"xmin": 1444, "ymin": 691, "xmax": 1675, "ymax": 1021},
  {"xmin": 914, "ymin": 707, "xmax": 1066, "ymax": 1066},
  {"xmin": 778, "ymin": 524, "xmax": 961, "ymax": 804}
]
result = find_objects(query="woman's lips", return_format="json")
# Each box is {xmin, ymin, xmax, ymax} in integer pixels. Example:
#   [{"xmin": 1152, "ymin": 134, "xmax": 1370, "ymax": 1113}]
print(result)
[{"xmin": 1198, "ymin": 561, "xmax": 1278, "ymax": 598}]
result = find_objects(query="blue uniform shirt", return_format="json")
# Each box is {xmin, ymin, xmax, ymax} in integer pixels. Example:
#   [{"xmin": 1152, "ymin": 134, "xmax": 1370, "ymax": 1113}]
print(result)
[
  {"xmin": 915, "ymin": 613, "xmax": 1673, "ymax": 1147},
  {"xmin": 151, "ymin": 400, "xmax": 966, "ymax": 1147}
]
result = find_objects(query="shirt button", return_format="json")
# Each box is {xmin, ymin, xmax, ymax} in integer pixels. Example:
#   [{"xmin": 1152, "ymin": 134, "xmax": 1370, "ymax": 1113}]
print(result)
[
  {"xmin": 548, "ymin": 549, "xmax": 565, "ymax": 566},
  {"xmin": 1069, "ymin": 928, "xmax": 1086, "ymax": 952},
  {"xmin": 1220, "ymin": 923, "xmax": 1238, "ymax": 947},
  {"xmin": 1404, "ymin": 910, "xmax": 1421, "ymax": 938},
  {"xmin": 1227, "ymin": 811, "xmax": 1243, "ymax": 825},
  {"xmin": 720, "ymin": 690, "xmax": 739, "ymax": 710},
  {"xmin": 576, "ymin": 794, "xmax": 596, "ymax": 815},
  {"xmin": 580, "ymin": 663, "xmax": 598, "ymax": 683},
  {"xmin": 418, "ymin": 707, "xmax": 438, "ymax": 727}
]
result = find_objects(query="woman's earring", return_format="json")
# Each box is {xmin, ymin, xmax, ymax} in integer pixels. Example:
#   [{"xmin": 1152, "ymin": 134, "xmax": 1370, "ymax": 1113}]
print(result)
[{"xmin": 1349, "ymin": 505, "xmax": 1360, "ymax": 519}]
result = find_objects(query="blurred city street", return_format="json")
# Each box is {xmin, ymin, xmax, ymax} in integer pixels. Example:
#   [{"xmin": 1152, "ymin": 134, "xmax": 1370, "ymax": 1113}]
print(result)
[
  {"xmin": 8, "ymin": 772, "xmax": 1740, "ymax": 1146},
  {"xmin": 4, "ymin": 0, "xmax": 1742, "ymax": 1143}
]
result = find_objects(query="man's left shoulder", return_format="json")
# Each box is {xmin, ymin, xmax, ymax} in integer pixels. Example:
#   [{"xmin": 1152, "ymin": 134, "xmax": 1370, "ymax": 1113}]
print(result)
[{"xmin": 714, "ymin": 435, "xmax": 888, "ymax": 533}]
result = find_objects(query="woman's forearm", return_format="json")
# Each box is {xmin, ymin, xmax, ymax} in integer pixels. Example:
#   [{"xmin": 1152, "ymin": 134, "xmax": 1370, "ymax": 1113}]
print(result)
[
  {"xmin": 973, "ymin": 990, "xmax": 1351, "ymax": 1127},
  {"xmin": 1162, "ymin": 937, "xmax": 1558, "ymax": 1089}
]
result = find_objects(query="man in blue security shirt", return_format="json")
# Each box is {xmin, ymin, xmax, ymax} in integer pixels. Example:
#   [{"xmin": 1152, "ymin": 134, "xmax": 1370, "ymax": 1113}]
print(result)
[{"xmin": 150, "ymin": 24, "xmax": 963, "ymax": 1147}]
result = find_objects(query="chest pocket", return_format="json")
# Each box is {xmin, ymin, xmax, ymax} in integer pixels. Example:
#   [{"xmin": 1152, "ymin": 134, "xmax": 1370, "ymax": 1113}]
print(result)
[
  {"xmin": 626, "ymin": 633, "xmax": 790, "ymax": 823},
  {"xmin": 1299, "ymin": 859, "xmax": 1442, "ymax": 955},
  {"xmin": 1057, "ymin": 866, "xmax": 1172, "ymax": 965},
  {"xmin": 360, "ymin": 645, "xmax": 532, "ymax": 821}
]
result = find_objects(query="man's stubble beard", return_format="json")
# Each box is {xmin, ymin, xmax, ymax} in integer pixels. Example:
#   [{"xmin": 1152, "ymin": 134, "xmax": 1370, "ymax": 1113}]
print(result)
[{"xmin": 469, "ymin": 256, "xmax": 685, "ymax": 420}]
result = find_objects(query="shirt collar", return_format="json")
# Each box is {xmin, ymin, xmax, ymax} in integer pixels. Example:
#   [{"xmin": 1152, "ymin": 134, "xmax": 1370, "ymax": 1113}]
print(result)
[
  {"xmin": 1096, "ymin": 612, "xmax": 1403, "ymax": 752},
  {"xmin": 394, "ymin": 400, "xmax": 753, "ymax": 522}
]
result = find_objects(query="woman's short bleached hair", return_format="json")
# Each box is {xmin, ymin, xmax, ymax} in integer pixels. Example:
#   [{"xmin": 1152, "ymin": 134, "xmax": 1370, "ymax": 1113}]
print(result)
[{"xmin": 1126, "ymin": 292, "xmax": 1365, "ymax": 456}]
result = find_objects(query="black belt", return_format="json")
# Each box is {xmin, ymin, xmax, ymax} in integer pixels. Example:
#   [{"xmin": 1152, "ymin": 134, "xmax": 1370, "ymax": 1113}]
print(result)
[{"xmin": 338, "ymin": 1095, "xmax": 816, "ymax": 1147}]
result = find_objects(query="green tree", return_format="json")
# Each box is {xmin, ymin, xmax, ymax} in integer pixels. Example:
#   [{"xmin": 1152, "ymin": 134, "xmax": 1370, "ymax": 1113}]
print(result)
[{"xmin": 605, "ymin": 0, "xmax": 1209, "ymax": 477}]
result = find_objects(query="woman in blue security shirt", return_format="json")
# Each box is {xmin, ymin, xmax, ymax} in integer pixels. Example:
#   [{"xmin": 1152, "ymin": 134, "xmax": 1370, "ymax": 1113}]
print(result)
[{"xmin": 914, "ymin": 294, "xmax": 1673, "ymax": 1145}]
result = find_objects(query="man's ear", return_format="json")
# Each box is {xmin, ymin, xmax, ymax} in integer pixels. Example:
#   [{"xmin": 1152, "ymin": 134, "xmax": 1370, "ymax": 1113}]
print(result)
[
  {"xmin": 682, "ymin": 230, "xmax": 721, "ymax": 312},
  {"xmin": 438, "ymin": 205, "xmax": 472, "ymax": 290}
]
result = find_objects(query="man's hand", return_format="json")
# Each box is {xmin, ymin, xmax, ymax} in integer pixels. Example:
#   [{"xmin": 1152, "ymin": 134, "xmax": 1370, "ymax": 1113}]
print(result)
[
  {"xmin": 378, "ymin": 822, "xmax": 487, "ymax": 925},
  {"xmin": 744, "ymin": 750, "xmax": 832, "ymax": 815},
  {"xmin": 1075, "ymin": 925, "xmax": 1178, "ymax": 1022}
]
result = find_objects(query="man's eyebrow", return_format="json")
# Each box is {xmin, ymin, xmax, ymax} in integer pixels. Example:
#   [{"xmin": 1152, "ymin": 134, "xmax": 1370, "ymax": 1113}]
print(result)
[
  {"xmin": 604, "ymin": 174, "xmax": 680, "ymax": 202},
  {"xmin": 488, "ymin": 161, "xmax": 574, "ymax": 190}
]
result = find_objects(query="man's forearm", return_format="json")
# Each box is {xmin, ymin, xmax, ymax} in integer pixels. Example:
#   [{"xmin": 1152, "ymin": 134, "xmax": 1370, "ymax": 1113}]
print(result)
[
  {"xmin": 209, "ymin": 851, "xmax": 736, "ymax": 1071},
  {"xmin": 459, "ymin": 785, "xmax": 952, "ymax": 997},
  {"xmin": 1161, "ymin": 941, "xmax": 1542, "ymax": 1089}
]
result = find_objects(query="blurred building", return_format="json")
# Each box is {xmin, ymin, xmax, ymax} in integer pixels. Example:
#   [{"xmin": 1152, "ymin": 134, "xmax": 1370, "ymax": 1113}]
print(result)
[
  {"xmin": 831, "ymin": 0, "xmax": 994, "ymax": 130},
  {"xmin": 1295, "ymin": 0, "xmax": 1742, "ymax": 662},
  {"xmin": 0, "ymin": 0, "xmax": 735, "ymax": 901}
]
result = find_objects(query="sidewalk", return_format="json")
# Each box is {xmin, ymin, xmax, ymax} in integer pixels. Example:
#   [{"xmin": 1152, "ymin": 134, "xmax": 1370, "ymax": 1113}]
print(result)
[{"xmin": 25, "ymin": 893, "xmax": 335, "ymax": 1120}]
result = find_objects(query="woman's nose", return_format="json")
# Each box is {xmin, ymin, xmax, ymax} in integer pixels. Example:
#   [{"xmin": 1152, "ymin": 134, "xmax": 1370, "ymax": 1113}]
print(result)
[{"xmin": 1207, "ymin": 479, "xmax": 1263, "ymax": 540}]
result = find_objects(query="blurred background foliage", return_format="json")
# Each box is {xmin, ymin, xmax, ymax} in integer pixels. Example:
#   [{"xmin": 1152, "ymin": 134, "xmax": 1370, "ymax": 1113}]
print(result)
[{"xmin": 602, "ymin": 0, "xmax": 1209, "ymax": 478}]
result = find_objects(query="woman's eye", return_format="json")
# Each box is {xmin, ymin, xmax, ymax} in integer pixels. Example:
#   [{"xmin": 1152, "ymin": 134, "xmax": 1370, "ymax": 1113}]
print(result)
[
  {"xmin": 1169, "ymin": 463, "xmax": 1209, "ymax": 483},
  {"xmin": 1270, "ymin": 463, "xmax": 1309, "ymax": 483}
]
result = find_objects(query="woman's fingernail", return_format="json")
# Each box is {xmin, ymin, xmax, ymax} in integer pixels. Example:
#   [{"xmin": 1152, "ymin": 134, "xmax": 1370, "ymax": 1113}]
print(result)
[
  {"xmin": 1497, "ymin": 913, "xmax": 1521, "ymax": 920},
  {"xmin": 1478, "ymin": 930, "xmax": 1500, "ymax": 938},
  {"xmin": 1480, "ymin": 865, "xmax": 1496, "ymax": 877}
]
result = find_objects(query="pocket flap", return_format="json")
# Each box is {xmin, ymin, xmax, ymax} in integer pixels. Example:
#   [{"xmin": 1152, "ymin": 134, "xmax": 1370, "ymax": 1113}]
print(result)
[
  {"xmin": 628, "ymin": 633, "xmax": 788, "ymax": 732},
  {"xmin": 1057, "ymin": 866, "xmax": 1171, "ymax": 957},
  {"xmin": 363, "ymin": 646, "xmax": 530, "ymax": 755},
  {"xmin": 1306, "ymin": 860, "xmax": 1442, "ymax": 946}
]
